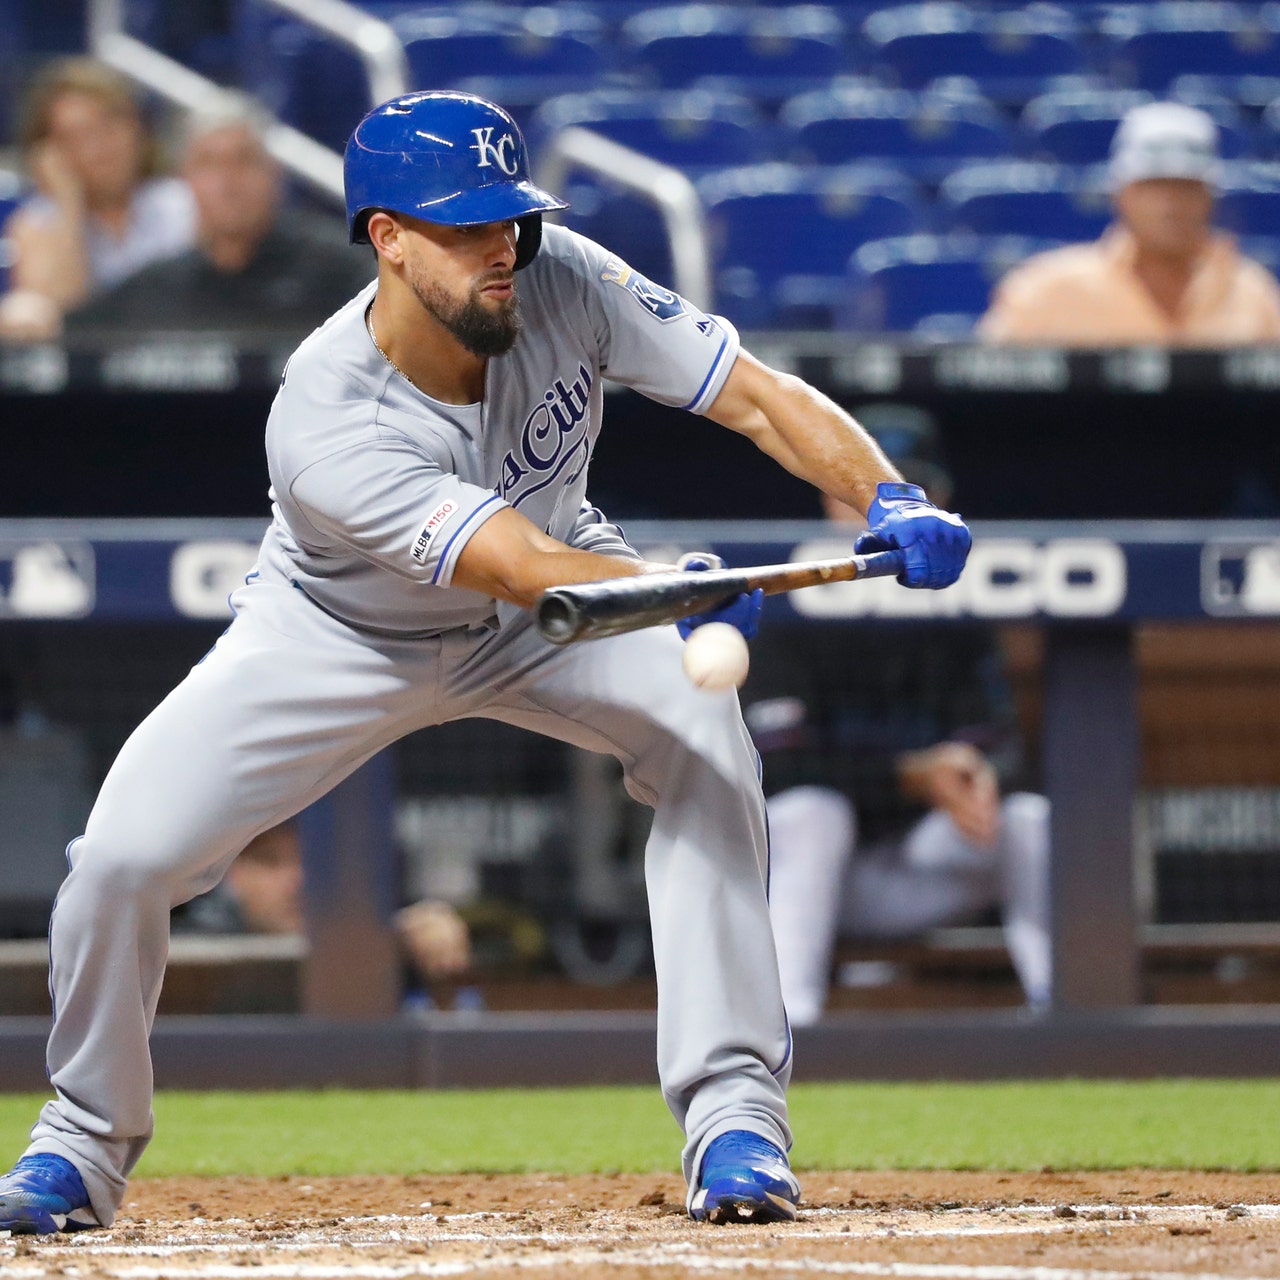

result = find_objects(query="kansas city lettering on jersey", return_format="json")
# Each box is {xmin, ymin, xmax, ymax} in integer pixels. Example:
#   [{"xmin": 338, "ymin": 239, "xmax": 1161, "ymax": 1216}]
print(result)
[{"xmin": 497, "ymin": 365, "xmax": 593, "ymax": 506}]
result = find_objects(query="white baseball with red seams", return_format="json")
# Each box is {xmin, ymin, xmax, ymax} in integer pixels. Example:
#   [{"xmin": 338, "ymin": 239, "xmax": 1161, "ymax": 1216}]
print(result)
[{"xmin": 682, "ymin": 622, "xmax": 750, "ymax": 691}]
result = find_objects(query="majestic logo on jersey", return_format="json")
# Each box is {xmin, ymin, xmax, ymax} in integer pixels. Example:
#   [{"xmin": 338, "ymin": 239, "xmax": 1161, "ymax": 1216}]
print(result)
[
  {"xmin": 410, "ymin": 499, "xmax": 460, "ymax": 563},
  {"xmin": 498, "ymin": 364, "xmax": 593, "ymax": 507},
  {"xmin": 601, "ymin": 259, "xmax": 686, "ymax": 323},
  {"xmin": 470, "ymin": 127, "xmax": 519, "ymax": 176}
]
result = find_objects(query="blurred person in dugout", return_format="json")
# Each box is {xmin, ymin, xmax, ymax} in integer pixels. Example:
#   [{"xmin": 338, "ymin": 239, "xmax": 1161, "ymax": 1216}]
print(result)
[
  {"xmin": 747, "ymin": 405, "xmax": 1050, "ymax": 1025},
  {"xmin": 0, "ymin": 58, "xmax": 196, "ymax": 342},
  {"xmin": 980, "ymin": 101, "xmax": 1280, "ymax": 344},
  {"xmin": 70, "ymin": 90, "xmax": 373, "ymax": 333},
  {"xmin": 173, "ymin": 823, "xmax": 476, "ymax": 1010}
]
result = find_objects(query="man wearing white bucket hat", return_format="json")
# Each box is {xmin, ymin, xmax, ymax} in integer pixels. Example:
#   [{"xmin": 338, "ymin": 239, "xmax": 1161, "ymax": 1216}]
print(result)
[{"xmin": 980, "ymin": 102, "xmax": 1280, "ymax": 344}]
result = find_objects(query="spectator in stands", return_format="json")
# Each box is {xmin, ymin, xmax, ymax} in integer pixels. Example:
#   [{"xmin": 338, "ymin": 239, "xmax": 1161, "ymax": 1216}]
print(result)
[
  {"xmin": 980, "ymin": 102, "xmax": 1280, "ymax": 345},
  {"xmin": 176, "ymin": 822, "xmax": 475, "ymax": 1006},
  {"xmin": 71, "ymin": 91, "xmax": 373, "ymax": 333},
  {"xmin": 0, "ymin": 58, "xmax": 196, "ymax": 342},
  {"xmin": 746, "ymin": 405, "xmax": 1051, "ymax": 1024}
]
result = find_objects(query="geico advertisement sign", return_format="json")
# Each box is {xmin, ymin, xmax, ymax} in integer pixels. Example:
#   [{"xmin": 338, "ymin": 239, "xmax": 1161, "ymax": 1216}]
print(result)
[
  {"xmin": 790, "ymin": 538, "xmax": 1127, "ymax": 619},
  {"xmin": 170, "ymin": 541, "xmax": 259, "ymax": 618}
]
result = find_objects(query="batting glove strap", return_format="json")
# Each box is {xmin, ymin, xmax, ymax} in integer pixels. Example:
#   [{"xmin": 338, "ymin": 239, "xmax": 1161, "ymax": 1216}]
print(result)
[
  {"xmin": 856, "ymin": 481, "xmax": 972, "ymax": 591},
  {"xmin": 675, "ymin": 553, "xmax": 763, "ymax": 641}
]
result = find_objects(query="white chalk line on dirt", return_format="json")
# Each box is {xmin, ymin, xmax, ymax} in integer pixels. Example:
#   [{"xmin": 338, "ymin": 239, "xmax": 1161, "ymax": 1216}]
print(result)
[{"xmin": 2, "ymin": 1254, "xmax": 1280, "ymax": 1280}]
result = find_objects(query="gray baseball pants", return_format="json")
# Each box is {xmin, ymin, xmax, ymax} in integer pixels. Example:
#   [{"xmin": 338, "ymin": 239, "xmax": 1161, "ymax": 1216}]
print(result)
[{"xmin": 26, "ymin": 579, "xmax": 792, "ymax": 1226}]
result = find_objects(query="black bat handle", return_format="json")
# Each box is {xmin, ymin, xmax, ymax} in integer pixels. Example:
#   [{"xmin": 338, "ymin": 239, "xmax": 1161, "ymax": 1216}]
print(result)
[{"xmin": 857, "ymin": 548, "xmax": 908, "ymax": 579}]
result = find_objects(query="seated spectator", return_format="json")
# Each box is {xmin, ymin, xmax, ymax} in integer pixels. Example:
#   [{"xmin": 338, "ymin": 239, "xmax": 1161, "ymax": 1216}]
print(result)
[
  {"xmin": 746, "ymin": 405, "xmax": 1051, "ymax": 1023},
  {"xmin": 176, "ymin": 822, "xmax": 475, "ymax": 1006},
  {"xmin": 979, "ymin": 102, "xmax": 1280, "ymax": 345},
  {"xmin": 0, "ymin": 58, "xmax": 196, "ymax": 341},
  {"xmin": 71, "ymin": 91, "xmax": 373, "ymax": 333}
]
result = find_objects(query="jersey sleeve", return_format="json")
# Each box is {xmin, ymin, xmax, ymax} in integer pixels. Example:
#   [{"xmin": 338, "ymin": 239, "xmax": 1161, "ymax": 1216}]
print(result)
[
  {"xmin": 288, "ymin": 438, "xmax": 507, "ymax": 589},
  {"xmin": 565, "ymin": 501, "xmax": 642, "ymax": 562},
  {"xmin": 571, "ymin": 236, "xmax": 739, "ymax": 413}
]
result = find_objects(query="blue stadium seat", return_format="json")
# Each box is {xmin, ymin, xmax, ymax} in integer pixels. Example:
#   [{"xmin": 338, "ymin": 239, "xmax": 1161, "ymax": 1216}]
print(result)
[
  {"xmin": 1238, "ymin": 235, "xmax": 1280, "ymax": 277},
  {"xmin": 1022, "ymin": 88, "xmax": 1155, "ymax": 164},
  {"xmin": 698, "ymin": 162, "xmax": 927, "ymax": 327},
  {"xmin": 236, "ymin": 5, "xmax": 369, "ymax": 152},
  {"xmin": 620, "ymin": 4, "xmax": 852, "ymax": 100},
  {"xmin": 1260, "ymin": 95, "xmax": 1280, "ymax": 158},
  {"xmin": 552, "ymin": 181, "xmax": 677, "ymax": 292},
  {"xmin": 1217, "ymin": 163, "xmax": 1280, "ymax": 238},
  {"xmin": 399, "ymin": 6, "xmax": 609, "ymax": 117},
  {"xmin": 1023, "ymin": 83, "xmax": 1255, "ymax": 166},
  {"xmin": 938, "ymin": 162, "xmax": 1111, "ymax": 241},
  {"xmin": 532, "ymin": 88, "xmax": 772, "ymax": 170},
  {"xmin": 780, "ymin": 84, "xmax": 1012, "ymax": 181},
  {"xmin": 1102, "ymin": 3, "xmax": 1280, "ymax": 93},
  {"xmin": 237, "ymin": 4, "xmax": 609, "ymax": 152},
  {"xmin": 842, "ymin": 233, "xmax": 1062, "ymax": 334},
  {"xmin": 861, "ymin": 3, "xmax": 1086, "ymax": 104},
  {"xmin": 0, "ymin": 169, "xmax": 22, "ymax": 295}
]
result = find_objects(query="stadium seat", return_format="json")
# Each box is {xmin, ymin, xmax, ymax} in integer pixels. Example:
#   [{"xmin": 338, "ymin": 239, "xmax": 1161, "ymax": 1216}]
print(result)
[
  {"xmin": 1022, "ymin": 87, "xmax": 1155, "ymax": 164},
  {"xmin": 398, "ymin": 6, "xmax": 609, "ymax": 118},
  {"xmin": 235, "ymin": 5, "xmax": 370, "ymax": 152},
  {"xmin": 938, "ymin": 162, "xmax": 1111, "ymax": 241},
  {"xmin": 0, "ymin": 169, "xmax": 21, "ymax": 295},
  {"xmin": 552, "ymin": 180, "xmax": 677, "ymax": 293},
  {"xmin": 780, "ymin": 84, "xmax": 1012, "ymax": 181},
  {"xmin": 698, "ymin": 162, "xmax": 927, "ymax": 327},
  {"xmin": 532, "ymin": 88, "xmax": 772, "ymax": 170},
  {"xmin": 861, "ymin": 3, "xmax": 1086, "ymax": 104},
  {"xmin": 620, "ymin": 4, "xmax": 852, "ymax": 100},
  {"xmin": 237, "ymin": 4, "xmax": 610, "ymax": 152},
  {"xmin": 842, "ymin": 233, "xmax": 1062, "ymax": 334},
  {"xmin": 1102, "ymin": 3, "xmax": 1280, "ymax": 93},
  {"xmin": 1217, "ymin": 163, "xmax": 1280, "ymax": 239}
]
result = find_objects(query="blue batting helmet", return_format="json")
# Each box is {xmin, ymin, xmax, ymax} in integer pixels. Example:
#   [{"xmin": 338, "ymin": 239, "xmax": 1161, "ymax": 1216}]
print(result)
[{"xmin": 344, "ymin": 91, "xmax": 567, "ymax": 270}]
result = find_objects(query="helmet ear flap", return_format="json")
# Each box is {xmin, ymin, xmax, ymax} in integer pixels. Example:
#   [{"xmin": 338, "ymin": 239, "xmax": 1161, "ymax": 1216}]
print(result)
[{"xmin": 514, "ymin": 214, "xmax": 542, "ymax": 270}]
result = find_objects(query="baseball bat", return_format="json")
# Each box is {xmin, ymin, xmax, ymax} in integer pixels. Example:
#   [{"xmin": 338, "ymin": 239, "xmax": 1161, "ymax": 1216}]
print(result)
[{"xmin": 536, "ymin": 548, "xmax": 907, "ymax": 645}]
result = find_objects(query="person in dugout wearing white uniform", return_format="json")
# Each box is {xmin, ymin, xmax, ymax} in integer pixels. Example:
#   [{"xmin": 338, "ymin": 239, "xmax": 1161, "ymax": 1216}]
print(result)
[{"xmin": 748, "ymin": 406, "xmax": 1051, "ymax": 1024}]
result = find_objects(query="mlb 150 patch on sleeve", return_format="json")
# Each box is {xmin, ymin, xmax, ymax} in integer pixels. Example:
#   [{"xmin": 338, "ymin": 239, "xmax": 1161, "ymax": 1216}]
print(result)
[{"xmin": 411, "ymin": 500, "xmax": 460, "ymax": 563}]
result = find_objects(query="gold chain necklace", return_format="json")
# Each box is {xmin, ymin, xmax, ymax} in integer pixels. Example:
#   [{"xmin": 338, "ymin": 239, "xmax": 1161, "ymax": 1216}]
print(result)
[{"xmin": 365, "ymin": 304, "xmax": 415, "ymax": 388}]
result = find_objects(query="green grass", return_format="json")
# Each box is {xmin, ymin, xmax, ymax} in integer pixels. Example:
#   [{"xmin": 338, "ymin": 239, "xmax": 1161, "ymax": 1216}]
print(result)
[{"xmin": 0, "ymin": 1081, "xmax": 1276, "ymax": 1177}]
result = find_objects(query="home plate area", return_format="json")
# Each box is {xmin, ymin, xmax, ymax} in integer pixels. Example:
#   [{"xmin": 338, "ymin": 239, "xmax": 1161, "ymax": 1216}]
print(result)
[{"xmin": 2, "ymin": 1171, "xmax": 1279, "ymax": 1279}]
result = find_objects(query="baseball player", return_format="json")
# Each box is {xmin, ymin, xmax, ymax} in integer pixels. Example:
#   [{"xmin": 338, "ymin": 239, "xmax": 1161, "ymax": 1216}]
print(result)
[{"xmin": 0, "ymin": 91, "xmax": 970, "ymax": 1233}]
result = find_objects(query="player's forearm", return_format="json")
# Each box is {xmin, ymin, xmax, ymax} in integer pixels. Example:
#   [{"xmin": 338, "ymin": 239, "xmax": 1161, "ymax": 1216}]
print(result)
[
  {"xmin": 487, "ymin": 548, "xmax": 651, "ymax": 609},
  {"xmin": 708, "ymin": 354, "xmax": 900, "ymax": 515},
  {"xmin": 453, "ymin": 509, "xmax": 656, "ymax": 607}
]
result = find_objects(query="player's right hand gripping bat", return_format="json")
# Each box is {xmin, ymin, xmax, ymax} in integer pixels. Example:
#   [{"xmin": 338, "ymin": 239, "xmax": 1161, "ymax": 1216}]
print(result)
[{"xmin": 536, "ymin": 549, "xmax": 907, "ymax": 645}]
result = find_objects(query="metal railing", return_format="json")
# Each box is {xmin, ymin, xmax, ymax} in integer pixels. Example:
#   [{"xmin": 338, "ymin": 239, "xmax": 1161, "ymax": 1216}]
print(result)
[
  {"xmin": 538, "ymin": 127, "xmax": 714, "ymax": 312},
  {"xmin": 87, "ymin": 0, "xmax": 408, "ymax": 203}
]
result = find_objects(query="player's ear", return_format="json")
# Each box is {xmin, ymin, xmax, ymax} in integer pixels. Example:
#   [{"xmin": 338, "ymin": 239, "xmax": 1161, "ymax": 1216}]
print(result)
[{"xmin": 366, "ymin": 211, "xmax": 404, "ymax": 266}]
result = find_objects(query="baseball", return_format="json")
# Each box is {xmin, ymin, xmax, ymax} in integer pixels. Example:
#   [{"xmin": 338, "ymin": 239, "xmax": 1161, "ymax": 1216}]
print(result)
[{"xmin": 681, "ymin": 621, "xmax": 750, "ymax": 691}]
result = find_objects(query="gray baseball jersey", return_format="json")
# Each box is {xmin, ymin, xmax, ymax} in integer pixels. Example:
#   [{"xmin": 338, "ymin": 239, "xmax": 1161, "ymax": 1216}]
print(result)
[
  {"xmin": 26, "ymin": 227, "xmax": 792, "ymax": 1228},
  {"xmin": 257, "ymin": 224, "xmax": 739, "ymax": 636}
]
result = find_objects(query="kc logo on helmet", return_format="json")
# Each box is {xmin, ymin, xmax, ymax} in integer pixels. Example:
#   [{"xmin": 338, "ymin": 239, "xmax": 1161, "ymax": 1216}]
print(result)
[{"xmin": 470, "ymin": 127, "xmax": 519, "ymax": 176}]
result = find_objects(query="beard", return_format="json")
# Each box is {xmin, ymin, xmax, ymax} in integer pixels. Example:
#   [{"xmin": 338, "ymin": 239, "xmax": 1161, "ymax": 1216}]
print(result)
[{"xmin": 409, "ymin": 266, "xmax": 522, "ymax": 357}]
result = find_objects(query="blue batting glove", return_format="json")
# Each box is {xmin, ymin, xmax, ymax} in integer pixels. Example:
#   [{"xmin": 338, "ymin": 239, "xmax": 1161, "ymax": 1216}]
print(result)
[
  {"xmin": 675, "ymin": 553, "xmax": 764, "ymax": 641},
  {"xmin": 854, "ymin": 481, "xmax": 971, "ymax": 590}
]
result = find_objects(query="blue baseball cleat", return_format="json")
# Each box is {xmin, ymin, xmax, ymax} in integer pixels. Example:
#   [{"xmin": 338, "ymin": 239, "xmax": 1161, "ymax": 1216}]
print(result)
[
  {"xmin": 689, "ymin": 1129, "xmax": 801, "ymax": 1224},
  {"xmin": 0, "ymin": 1154, "xmax": 96, "ymax": 1234}
]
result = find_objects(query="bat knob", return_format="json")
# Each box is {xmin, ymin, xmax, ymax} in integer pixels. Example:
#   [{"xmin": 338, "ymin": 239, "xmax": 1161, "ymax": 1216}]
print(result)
[{"xmin": 536, "ymin": 591, "xmax": 580, "ymax": 645}]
